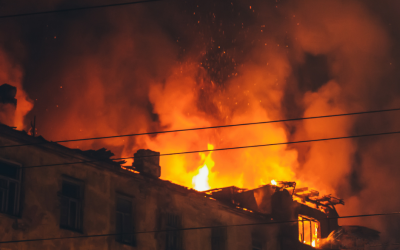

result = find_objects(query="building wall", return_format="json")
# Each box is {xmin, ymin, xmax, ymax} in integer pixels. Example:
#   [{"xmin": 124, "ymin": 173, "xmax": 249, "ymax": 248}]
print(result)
[{"xmin": 0, "ymin": 128, "xmax": 281, "ymax": 250}]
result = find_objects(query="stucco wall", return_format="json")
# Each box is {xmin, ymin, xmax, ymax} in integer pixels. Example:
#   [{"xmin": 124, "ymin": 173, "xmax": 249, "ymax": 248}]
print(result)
[{"xmin": 0, "ymin": 128, "xmax": 280, "ymax": 250}]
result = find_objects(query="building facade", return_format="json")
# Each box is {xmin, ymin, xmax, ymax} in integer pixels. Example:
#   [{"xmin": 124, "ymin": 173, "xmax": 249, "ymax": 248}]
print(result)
[{"xmin": 0, "ymin": 123, "xmax": 340, "ymax": 250}]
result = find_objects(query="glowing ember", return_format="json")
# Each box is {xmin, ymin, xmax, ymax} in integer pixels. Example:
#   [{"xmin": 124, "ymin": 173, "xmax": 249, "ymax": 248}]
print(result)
[
  {"xmin": 192, "ymin": 144, "xmax": 215, "ymax": 191},
  {"xmin": 271, "ymin": 180, "xmax": 278, "ymax": 186}
]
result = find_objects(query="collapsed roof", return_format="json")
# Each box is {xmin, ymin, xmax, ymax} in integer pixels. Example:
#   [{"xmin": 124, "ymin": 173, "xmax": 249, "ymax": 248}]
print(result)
[{"xmin": 203, "ymin": 181, "xmax": 344, "ymax": 215}]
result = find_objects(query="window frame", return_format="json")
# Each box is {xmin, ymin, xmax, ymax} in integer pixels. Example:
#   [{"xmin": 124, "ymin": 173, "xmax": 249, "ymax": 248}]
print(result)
[
  {"xmin": 59, "ymin": 175, "xmax": 84, "ymax": 233},
  {"xmin": 0, "ymin": 158, "xmax": 22, "ymax": 217},
  {"xmin": 211, "ymin": 227, "xmax": 227, "ymax": 250},
  {"xmin": 115, "ymin": 192, "xmax": 135, "ymax": 246},
  {"xmin": 165, "ymin": 213, "xmax": 182, "ymax": 250},
  {"xmin": 298, "ymin": 214, "xmax": 320, "ymax": 247},
  {"xmin": 251, "ymin": 233, "xmax": 264, "ymax": 250}
]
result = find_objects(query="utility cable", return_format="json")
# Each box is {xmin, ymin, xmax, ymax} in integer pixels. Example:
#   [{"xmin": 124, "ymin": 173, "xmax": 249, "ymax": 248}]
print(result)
[
  {"xmin": 2, "ymin": 107, "xmax": 400, "ymax": 149},
  {"xmin": 0, "ymin": 211, "xmax": 399, "ymax": 244},
  {"xmin": 363, "ymin": 243, "xmax": 400, "ymax": 249},
  {"xmin": 0, "ymin": 0, "xmax": 161, "ymax": 19},
  {"xmin": 20, "ymin": 130, "xmax": 400, "ymax": 169},
  {"xmin": 327, "ymin": 242, "xmax": 400, "ymax": 250}
]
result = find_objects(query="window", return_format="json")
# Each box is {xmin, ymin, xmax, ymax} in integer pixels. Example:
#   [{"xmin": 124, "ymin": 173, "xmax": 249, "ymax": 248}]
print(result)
[
  {"xmin": 211, "ymin": 227, "xmax": 227, "ymax": 250},
  {"xmin": 166, "ymin": 213, "xmax": 181, "ymax": 250},
  {"xmin": 59, "ymin": 177, "xmax": 83, "ymax": 231},
  {"xmin": 251, "ymin": 234, "xmax": 263, "ymax": 250},
  {"xmin": 252, "ymin": 239, "xmax": 263, "ymax": 250},
  {"xmin": 298, "ymin": 215, "xmax": 319, "ymax": 248},
  {"xmin": 0, "ymin": 160, "xmax": 21, "ymax": 216},
  {"xmin": 116, "ymin": 194, "xmax": 135, "ymax": 245}
]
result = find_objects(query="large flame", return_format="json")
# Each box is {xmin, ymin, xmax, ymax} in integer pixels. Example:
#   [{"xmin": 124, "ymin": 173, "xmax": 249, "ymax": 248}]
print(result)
[
  {"xmin": 192, "ymin": 166, "xmax": 210, "ymax": 191},
  {"xmin": 192, "ymin": 144, "xmax": 215, "ymax": 191}
]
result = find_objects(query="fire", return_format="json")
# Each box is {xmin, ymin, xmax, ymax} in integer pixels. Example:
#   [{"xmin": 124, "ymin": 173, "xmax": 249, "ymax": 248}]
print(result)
[
  {"xmin": 192, "ymin": 165, "xmax": 210, "ymax": 191},
  {"xmin": 12, "ymin": 0, "xmax": 381, "ymax": 205},
  {"xmin": 313, "ymin": 222, "xmax": 319, "ymax": 248},
  {"xmin": 192, "ymin": 144, "xmax": 215, "ymax": 191},
  {"xmin": 298, "ymin": 215, "xmax": 320, "ymax": 248},
  {"xmin": 271, "ymin": 179, "xmax": 278, "ymax": 186}
]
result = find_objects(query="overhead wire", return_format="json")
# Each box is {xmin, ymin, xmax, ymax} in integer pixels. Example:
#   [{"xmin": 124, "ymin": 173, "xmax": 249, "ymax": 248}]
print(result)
[
  {"xmin": 2, "ymin": 114, "xmax": 397, "ymax": 245},
  {"xmin": 2, "ymin": 107, "xmax": 400, "ymax": 148},
  {"xmin": 362, "ymin": 243, "xmax": 400, "ymax": 249},
  {"xmin": 0, "ymin": 0, "xmax": 161, "ymax": 19},
  {"xmin": 0, "ymin": 211, "xmax": 399, "ymax": 244},
  {"xmin": 19, "ymin": 130, "xmax": 400, "ymax": 169},
  {"xmin": 1, "ymin": 1, "xmax": 398, "ymax": 247}
]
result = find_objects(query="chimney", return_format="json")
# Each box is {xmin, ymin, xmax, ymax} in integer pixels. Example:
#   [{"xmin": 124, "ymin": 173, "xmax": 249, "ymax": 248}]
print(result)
[
  {"xmin": 0, "ymin": 83, "xmax": 17, "ymax": 127},
  {"xmin": 132, "ymin": 149, "xmax": 161, "ymax": 178}
]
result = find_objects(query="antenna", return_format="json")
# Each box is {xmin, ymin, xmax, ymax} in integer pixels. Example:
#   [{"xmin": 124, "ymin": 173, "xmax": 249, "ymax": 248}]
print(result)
[{"xmin": 30, "ymin": 115, "xmax": 36, "ymax": 137}]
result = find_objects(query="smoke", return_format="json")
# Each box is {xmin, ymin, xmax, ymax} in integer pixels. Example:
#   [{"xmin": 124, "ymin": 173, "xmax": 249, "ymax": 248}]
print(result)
[
  {"xmin": 0, "ymin": 49, "xmax": 33, "ymax": 129},
  {"xmin": 284, "ymin": 0, "xmax": 400, "ymax": 241},
  {"xmin": 1, "ymin": 0, "xmax": 400, "ymax": 240}
]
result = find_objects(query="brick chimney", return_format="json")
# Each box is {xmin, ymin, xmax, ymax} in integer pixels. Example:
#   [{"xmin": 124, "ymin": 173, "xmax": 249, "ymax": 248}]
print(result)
[
  {"xmin": 0, "ymin": 83, "xmax": 17, "ymax": 127},
  {"xmin": 132, "ymin": 149, "xmax": 161, "ymax": 178}
]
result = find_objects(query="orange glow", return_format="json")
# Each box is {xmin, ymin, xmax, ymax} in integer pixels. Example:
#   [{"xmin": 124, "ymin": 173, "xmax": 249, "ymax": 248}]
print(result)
[{"xmin": 121, "ymin": 166, "xmax": 140, "ymax": 174}]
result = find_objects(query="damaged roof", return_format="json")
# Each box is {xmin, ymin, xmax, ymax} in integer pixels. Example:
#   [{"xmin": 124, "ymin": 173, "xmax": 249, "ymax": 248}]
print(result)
[{"xmin": 0, "ymin": 123, "xmax": 343, "ymax": 220}]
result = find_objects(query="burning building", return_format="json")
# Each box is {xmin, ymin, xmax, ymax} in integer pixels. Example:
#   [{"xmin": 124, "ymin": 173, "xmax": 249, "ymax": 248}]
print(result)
[
  {"xmin": 0, "ymin": 0, "xmax": 399, "ymax": 247},
  {"xmin": 202, "ymin": 182, "xmax": 343, "ymax": 249},
  {"xmin": 0, "ymin": 122, "xmax": 382, "ymax": 249},
  {"xmin": 0, "ymin": 0, "xmax": 399, "ymax": 241}
]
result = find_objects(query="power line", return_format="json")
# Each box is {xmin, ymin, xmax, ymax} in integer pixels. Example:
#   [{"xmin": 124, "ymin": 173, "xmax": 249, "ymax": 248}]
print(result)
[
  {"xmin": 21, "ymin": 130, "xmax": 400, "ymax": 169},
  {"xmin": 2, "ymin": 107, "xmax": 400, "ymax": 149},
  {"xmin": 329, "ymin": 242, "xmax": 400, "ymax": 250},
  {"xmin": 0, "ymin": 211, "xmax": 399, "ymax": 244},
  {"xmin": 0, "ymin": 0, "xmax": 161, "ymax": 19},
  {"xmin": 365, "ymin": 243, "xmax": 400, "ymax": 249}
]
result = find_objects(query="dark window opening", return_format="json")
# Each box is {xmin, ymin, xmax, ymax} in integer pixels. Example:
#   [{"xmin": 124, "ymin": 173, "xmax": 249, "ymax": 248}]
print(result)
[
  {"xmin": 166, "ymin": 213, "xmax": 181, "ymax": 250},
  {"xmin": 211, "ymin": 227, "xmax": 227, "ymax": 250},
  {"xmin": 0, "ymin": 161, "xmax": 21, "ymax": 216},
  {"xmin": 252, "ymin": 237, "xmax": 263, "ymax": 250},
  {"xmin": 60, "ymin": 178, "xmax": 83, "ymax": 231},
  {"xmin": 116, "ymin": 195, "xmax": 135, "ymax": 246}
]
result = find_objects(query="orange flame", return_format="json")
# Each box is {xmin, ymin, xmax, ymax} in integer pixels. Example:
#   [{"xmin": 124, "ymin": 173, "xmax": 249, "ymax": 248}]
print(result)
[{"xmin": 192, "ymin": 144, "xmax": 215, "ymax": 191}]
